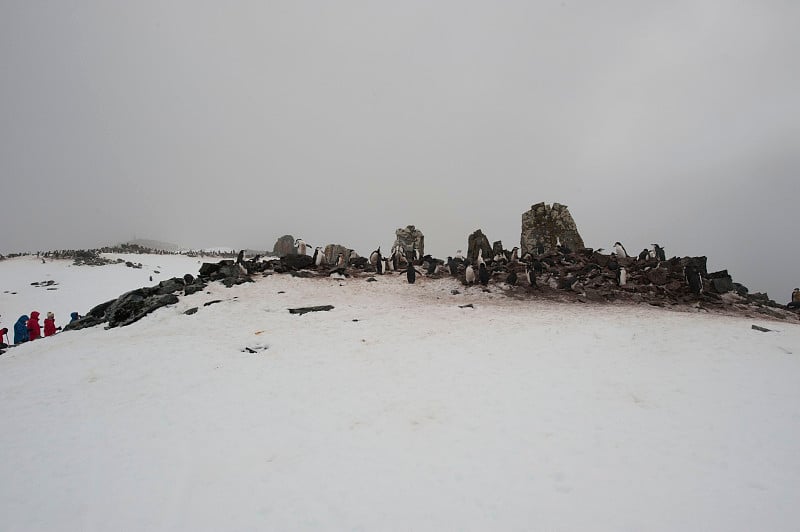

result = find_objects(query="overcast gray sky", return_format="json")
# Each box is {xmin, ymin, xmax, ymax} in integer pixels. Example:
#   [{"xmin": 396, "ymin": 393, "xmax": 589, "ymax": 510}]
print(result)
[{"xmin": 1, "ymin": 1, "xmax": 798, "ymax": 301}]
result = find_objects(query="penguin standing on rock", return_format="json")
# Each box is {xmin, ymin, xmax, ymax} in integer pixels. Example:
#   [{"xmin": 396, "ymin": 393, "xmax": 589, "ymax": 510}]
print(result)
[
  {"xmin": 336, "ymin": 253, "xmax": 346, "ymax": 268},
  {"xmin": 295, "ymin": 239, "xmax": 307, "ymax": 256},
  {"xmin": 637, "ymin": 249, "xmax": 650, "ymax": 261},
  {"xmin": 612, "ymin": 242, "xmax": 628, "ymax": 258},
  {"xmin": 618, "ymin": 267, "xmax": 627, "ymax": 286},
  {"xmin": 653, "ymin": 244, "xmax": 666, "ymax": 261}
]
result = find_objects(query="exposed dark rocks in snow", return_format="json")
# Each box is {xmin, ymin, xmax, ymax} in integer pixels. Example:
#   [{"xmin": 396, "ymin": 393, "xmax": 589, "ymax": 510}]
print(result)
[
  {"xmin": 242, "ymin": 343, "xmax": 269, "ymax": 353},
  {"xmin": 751, "ymin": 324, "xmax": 772, "ymax": 332},
  {"xmin": 184, "ymin": 307, "xmax": 198, "ymax": 315},
  {"xmin": 203, "ymin": 300, "xmax": 223, "ymax": 307},
  {"xmin": 289, "ymin": 305, "xmax": 335, "ymax": 315}
]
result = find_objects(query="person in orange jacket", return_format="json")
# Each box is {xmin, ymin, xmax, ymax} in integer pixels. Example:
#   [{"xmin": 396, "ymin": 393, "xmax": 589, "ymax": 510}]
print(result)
[{"xmin": 27, "ymin": 311, "xmax": 42, "ymax": 340}]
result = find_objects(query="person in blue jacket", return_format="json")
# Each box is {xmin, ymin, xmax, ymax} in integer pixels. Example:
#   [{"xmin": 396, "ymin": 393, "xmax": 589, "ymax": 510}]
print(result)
[
  {"xmin": 14, "ymin": 315, "xmax": 29, "ymax": 344},
  {"xmin": 69, "ymin": 312, "xmax": 81, "ymax": 323}
]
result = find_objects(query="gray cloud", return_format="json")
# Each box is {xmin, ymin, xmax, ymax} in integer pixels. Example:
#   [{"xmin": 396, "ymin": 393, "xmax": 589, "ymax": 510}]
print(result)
[{"xmin": 1, "ymin": 1, "xmax": 798, "ymax": 301}]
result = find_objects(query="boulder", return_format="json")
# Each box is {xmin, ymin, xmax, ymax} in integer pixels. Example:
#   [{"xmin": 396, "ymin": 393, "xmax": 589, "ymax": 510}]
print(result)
[
  {"xmin": 467, "ymin": 229, "xmax": 493, "ymax": 264},
  {"xmin": 645, "ymin": 268, "xmax": 670, "ymax": 286},
  {"xmin": 710, "ymin": 276, "xmax": 734, "ymax": 294},
  {"xmin": 273, "ymin": 235, "xmax": 296, "ymax": 256},
  {"xmin": 323, "ymin": 244, "xmax": 352, "ymax": 266},
  {"xmin": 156, "ymin": 277, "xmax": 185, "ymax": 295},
  {"xmin": 520, "ymin": 202, "xmax": 585, "ymax": 256},
  {"xmin": 394, "ymin": 225, "xmax": 425, "ymax": 259},
  {"xmin": 280, "ymin": 254, "xmax": 315, "ymax": 271},
  {"xmin": 105, "ymin": 289, "xmax": 180, "ymax": 328}
]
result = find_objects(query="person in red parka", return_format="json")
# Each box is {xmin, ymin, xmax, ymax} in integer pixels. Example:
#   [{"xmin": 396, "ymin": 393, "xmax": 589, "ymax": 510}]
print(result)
[
  {"xmin": 27, "ymin": 311, "xmax": 42, "ymax": 340},
  {"xmin": 44, "ymin": 312, "xmax": 57, "ymax": 337}
]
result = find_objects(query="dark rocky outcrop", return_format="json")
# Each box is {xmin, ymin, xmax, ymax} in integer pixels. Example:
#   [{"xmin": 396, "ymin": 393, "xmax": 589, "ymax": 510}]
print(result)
[
  {"xmin": 273, "ymin": 235, "xmax": 296, "ymax": 256},
  {"xmin": 520, "ymin": 202, "xmax": 585, "ymax": 256},
  {"xmin": 467, "ymin": 230, "xmax": 493, "ymax": 264},
  {"xmin": 280, "ymin": 254, "xmax": 315, "ymax": 271}
]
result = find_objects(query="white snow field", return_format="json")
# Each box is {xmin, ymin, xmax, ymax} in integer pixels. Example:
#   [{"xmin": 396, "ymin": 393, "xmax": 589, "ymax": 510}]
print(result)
[{"xmin": 1, "ymin": 254, "xmax": 800, "ymax": 531}]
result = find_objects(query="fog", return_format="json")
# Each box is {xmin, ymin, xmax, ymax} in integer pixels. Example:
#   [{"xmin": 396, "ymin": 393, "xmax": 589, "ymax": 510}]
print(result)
[{"xmin": 1, "ymin": 1, "xmax": 798, "ymax": 301}]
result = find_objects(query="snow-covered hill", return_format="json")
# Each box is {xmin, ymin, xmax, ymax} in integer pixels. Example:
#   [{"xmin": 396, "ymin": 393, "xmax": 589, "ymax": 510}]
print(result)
[{"xmin": 1, "ymin": 255, "xmax": 799, "ymax": 531}]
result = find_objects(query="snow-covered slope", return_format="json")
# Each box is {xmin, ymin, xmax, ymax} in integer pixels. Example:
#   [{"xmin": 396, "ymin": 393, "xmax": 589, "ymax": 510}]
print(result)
[{"xmin": 1, "ymin": 256, "xmax": 799, "ymax": 531}]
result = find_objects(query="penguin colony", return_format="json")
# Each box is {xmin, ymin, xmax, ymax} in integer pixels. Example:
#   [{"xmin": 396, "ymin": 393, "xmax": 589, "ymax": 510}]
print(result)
[
  {"xmin": 272, "ymin": 240, "xmax": 675, "ymax": 290},
  {"xmin": 259, "ymin": 238, "xmax": 782, "ymax": 314}
]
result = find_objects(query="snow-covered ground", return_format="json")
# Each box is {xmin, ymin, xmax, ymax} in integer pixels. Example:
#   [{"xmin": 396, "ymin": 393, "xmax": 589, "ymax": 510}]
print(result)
[{"xmin": 1, "ymin": 255, "xmax": 799, "ymax": 531}]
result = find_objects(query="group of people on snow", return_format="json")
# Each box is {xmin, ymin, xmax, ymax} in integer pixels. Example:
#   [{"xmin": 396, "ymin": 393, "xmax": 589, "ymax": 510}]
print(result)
[{"xmin": 1, "ymin": 311, "xmax": 81, "ymax": 349}]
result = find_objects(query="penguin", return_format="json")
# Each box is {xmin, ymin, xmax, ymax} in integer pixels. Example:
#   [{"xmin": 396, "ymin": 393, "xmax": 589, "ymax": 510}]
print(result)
[
  {"xmin": 447, "ymin": 257, "xmax": 458, "ymax": 276},
  {"xmin": 295, "ymin": 239, "xmax": 307, "ymax": 256},
  {"xmin": 312, "ymin": 247, "xmax": 324, "ymax": 267},
  {"xmin": 336, "ymin": 253, "xmax": 345, "ymax": 268},
  {"xmin": 638, "ymin": 248, "xmax": 649, "ymax": 261},
  {"xmin": 526, "ymin": 262, "xmax": 537, "ymax": 287},
  {"xmin": 618, "ymin": 266, "xmax": 627, "ymax": 286},
  {"xmin": 478, "ymin": 262, "xmax": 490, "ymax": 286},
  {"xmin": 613, "ymin": 242, "xmax": 628, "ymax": 258},
  {"xmin": 455, "ymin": 249, "xmax": 464, "ymax": 260},
  {"xmin": 406, "ymin": 264, "xmax": 421, "ymax": 284},
  {"xmin": 477, "ymin": 248, "xmax": 485, "ymax": 267},
  {"xmin": 465, "ymin": 264, "xmax": 476, "ymax": 285},
  {"xmin": 383, "ymin": 257, "xmax": 392, "ymax": 273},
  {"xmin": 506, "ymin": 270, "xmax": 518, "ymax": 286},
  {"xmin": 376, "ymin": 255, "xmax": 384, "ymax": 274},
  {"xmin": 509, "ymin": 247, "xmax": 520, "ymax": 262},
  {"xmin": 236, "ymin": 249, "xmax": 245, "ymax": 264},
  {"xmin": 684, "ymin": 264, "xmax": 703, "ymax": 294},
  {"xmin": 425, "ymin": 259, "xmax": 438, "ymax": 275},
  {"xmin": 653, "ymin": 244, "xmax": 666, "ymax": 261},
  {"xmin": 369, "ymin": 247, "xmax": 381, "ymax": 267}
]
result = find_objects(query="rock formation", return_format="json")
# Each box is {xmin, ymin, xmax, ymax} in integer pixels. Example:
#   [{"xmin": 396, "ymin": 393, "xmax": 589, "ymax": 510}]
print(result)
[
  {"xmin": 520, "ymin": 202, "xmax": 585, "ymax": 255},
  {"xmin": 394, "ymin": 225, "xmax": 424, "ymax": 259},
  {"xmin": 467, "ymin": 230, "xmax": 493, "ymax": 264},
  {"xmin": 273, "ymin": 235, "xmax": 296, "ymax": 256}
]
